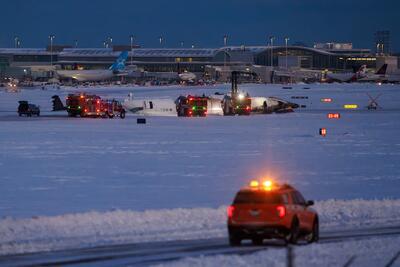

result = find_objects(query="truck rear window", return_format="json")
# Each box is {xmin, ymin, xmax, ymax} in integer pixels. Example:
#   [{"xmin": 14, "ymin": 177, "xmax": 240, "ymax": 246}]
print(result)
[{"xmin": 233, "ymin": 191, "xmax": 283, "ymax": 204}]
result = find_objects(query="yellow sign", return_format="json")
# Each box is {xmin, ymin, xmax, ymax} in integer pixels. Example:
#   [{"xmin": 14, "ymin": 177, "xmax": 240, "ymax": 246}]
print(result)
[{"xmin": 344, "ymin": 104, "xmax": 358, "ymax": 109}]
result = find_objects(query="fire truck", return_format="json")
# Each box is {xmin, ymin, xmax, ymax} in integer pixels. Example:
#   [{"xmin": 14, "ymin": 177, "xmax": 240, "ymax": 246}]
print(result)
[
  {"xmin": 66, "ymin": 93, "xmax": 125, "ymax": 119},
  {"xmin": 175, "ymin": 95, "xmax": 208, "ymax": 117},
  {"xmin": 222, "ymin": 71, "xmax": 254, "ymax": 116}
]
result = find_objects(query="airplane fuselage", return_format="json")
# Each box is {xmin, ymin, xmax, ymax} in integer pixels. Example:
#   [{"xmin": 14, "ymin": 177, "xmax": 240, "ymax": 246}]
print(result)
[{"xmin": 57, "ymin": 70, "xmax": 115, "ymax": 82}]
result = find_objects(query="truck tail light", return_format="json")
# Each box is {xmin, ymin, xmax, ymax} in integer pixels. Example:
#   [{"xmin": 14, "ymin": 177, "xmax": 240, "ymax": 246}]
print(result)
[
  {"xmin": 227, "ymin": 206, "xmax": 235, "ymax": 218},
  {"xmin": 276, "ymin": 205, "xmax": 286, "ymax": 218}
]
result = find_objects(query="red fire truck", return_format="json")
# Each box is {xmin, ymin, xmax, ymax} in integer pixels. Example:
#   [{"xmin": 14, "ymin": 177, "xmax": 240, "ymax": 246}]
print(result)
[
  {"xmin": 176, "ymin": 95, "xmax": 208, "ymax": 117},
  {"xmin": 66, "ymin": 93, "xmax": 125, "ymax": 119}
]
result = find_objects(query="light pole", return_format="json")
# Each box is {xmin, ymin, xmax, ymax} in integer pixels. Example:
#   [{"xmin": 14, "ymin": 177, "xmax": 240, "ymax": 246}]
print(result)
[
  {"xmin": 223, "ymin": 34, "xmax": 228, "ymax": 67},
  {"xmin": 74, "ymin": 39, "xmax": 78, "ymax": 48},
  {"xmin": 285, "ymin": 37, "xmax": 289, "ymax": 70},
  {"xmin": 269, "ymin": 36, "xmax": 275, "ymax": 69},
  {"xmin": 49, "ymin": 35, "xmax": 55, "ymax": 66},
  {"xmin": 180, "ymin": 41, "xmax": 184, "ymax": 47},
  {"xmin": 108, "ymin": 36, "xmax": 113, "ymax": 48},
  {"xmin": 130, "ymin": 35, "xmax": 134, "ymax": 65},
  {"xmin": 14, "ymin": 36, "xmax": 19, "ymax": 48},
  {"xmin": 159, "ymin": 36, "xmax": 164, "ymax": 47}
]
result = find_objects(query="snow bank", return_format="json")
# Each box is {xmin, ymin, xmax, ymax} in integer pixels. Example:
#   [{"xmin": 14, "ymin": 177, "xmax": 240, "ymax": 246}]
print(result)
[
  {"xmin": 1, "ymin": 199, "xmax": 400, "ymax": 256},
  {"xmin": 153, "ymin": 236, "xmax": 400, "ymax": 267}
]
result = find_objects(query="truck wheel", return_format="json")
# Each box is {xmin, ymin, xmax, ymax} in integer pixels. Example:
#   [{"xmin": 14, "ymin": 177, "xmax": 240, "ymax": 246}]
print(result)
[
  {"xmin": 229, "ymin": 234, "xmax": 241, "ymax": 246},
  {"xmin": 18, "ymin": 113, "xmax": 22, "ymax": 117},
  {"xmin": 252, "ymin": 237, "xmax": 263, "ymax": 246},
  {"xmin": 285, "ymin": 218, "xmax": 299, "ymax": 245},
  {"xmin": 120, "ymin": 110, "xmax": 126, "ymax": 119},
  {"xmin": 37, "ymin": 112, "xmax": 40, "ymax": 117},
  {"xmin": 306, "ymin": 219, "xmax": 319, "ymax": 244}
]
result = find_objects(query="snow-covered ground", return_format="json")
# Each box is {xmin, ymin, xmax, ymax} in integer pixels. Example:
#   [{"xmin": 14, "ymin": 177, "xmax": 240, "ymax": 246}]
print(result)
[
  {"xmin": 153, "ymin": 236, "xmax": 400, "ymax": 267},
  {"xmin": 0, "ymin": 83, "xmax": 400, "ymax": 258},
  {"xmin": 1, "ymin": 199, "xmax": 400, "ymax": 256}
]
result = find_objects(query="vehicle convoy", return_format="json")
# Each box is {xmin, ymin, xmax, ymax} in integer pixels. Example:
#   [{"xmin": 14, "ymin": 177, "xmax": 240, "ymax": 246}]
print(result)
[
  {"xmin": 175, "ymin": 95, "xmax": 208, "ymax": 117},
  {"xmin": 227, "ymin": 180, "xmax": 319, "ymax": 246},
  {"xmin": 66, "ymin": 93, "xmax": 125, "ymax": 118},
  {"xmin": 18, "ymin": 101, "xmax": 40, "ymax": 117}
]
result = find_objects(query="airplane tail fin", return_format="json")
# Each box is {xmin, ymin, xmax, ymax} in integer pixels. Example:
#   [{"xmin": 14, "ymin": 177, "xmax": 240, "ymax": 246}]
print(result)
[
  {"xmin": 109, "ymin": 51, "xmax": 129, "ymax": 72},
  {"xmin": 351, "ymin": 65, "xmax": 367, "ymax": 81},
  {"xmin": 376, "ymin": 64, "xmax": 387, "ymax": 75}
]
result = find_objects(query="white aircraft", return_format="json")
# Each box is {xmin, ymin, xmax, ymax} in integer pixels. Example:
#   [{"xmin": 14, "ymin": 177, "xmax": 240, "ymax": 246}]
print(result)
[
  {"xmin": 57, "ymin": 51, "xmax": 129, "ymax": 82},
  {"xmin": 178, "ymin": 71, "xmax": 196, "ymax": 82},
  {"xmin": 213, "ymin": 92, "xmax": 299, "ymax": 113},
  {"xmin": 251, "ymin": 96, "xmax": 299, "ymax": 113},
  {"xmin": 358, "ymin": 64, "xmax": 392, "ymax": 83},
  {"xmin": 123, "ymin": 93, "xmax": 177, "ymax": 116},
  {"xmin": 325, "ymin": 65, "xmax": 367, "ymax": 83}
]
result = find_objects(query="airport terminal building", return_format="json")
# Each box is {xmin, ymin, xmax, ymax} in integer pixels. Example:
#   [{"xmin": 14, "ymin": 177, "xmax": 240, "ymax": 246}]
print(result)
[{"xmin": 0, "ymin": 43, "xmax": 398, "ymax": 81}]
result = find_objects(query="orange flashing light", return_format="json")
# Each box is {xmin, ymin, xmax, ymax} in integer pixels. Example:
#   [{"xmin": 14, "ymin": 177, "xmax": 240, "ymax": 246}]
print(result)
[
  {"xmin": 249, "ymin": 180, "xmax": 259, "ymax": 187},
  {"xmin": 321, "ymin": 98, "xmax": 332, "ymax": 103},
  {"xmin": 320, "ymin": 128, "xmax": 327, "ymax": 137}
]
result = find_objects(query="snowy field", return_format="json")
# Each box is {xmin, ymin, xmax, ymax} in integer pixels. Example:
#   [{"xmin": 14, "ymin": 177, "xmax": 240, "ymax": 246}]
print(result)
[
  {"xmin": 1, "ymin": 83, "xmax": 400, "ymax": 259},
  {"xmin": 153, "ymin": 235, "xmax": 400, "ymax": 267}
]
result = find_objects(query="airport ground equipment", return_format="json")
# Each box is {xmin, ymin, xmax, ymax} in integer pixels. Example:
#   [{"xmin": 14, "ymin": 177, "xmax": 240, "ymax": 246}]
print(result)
[
  {"xmin": 66, "ymin": 93, "xmax": 125, "ymax": 118},
  {"xmin": 222, "ymin": 71, "xmax": 254, "ymax": 116},
  {"xmin": 176, "ymin": 95, "xmax": 208, "ymax": 117},
  {"xmin": 366, "ymin": 93, "xmax": 382, "ymax": 110},
  {"xmin": 18, "ymin": 101, "xmax": 40, "ymax": 117}
]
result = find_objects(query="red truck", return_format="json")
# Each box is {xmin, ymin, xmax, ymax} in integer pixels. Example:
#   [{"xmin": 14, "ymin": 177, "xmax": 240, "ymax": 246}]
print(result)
[
  {"xmin": 66, "ymin": 93, "xmax": 125, "ymax": 119},
  {"xmin": 176, "ymin": 95, "xmax": 208, "ymax": 117}
]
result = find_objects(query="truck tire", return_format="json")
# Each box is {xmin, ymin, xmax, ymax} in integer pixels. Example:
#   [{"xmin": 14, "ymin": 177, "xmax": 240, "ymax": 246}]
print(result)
[
  {"xmin": 120, "ymin": 110, "xmax": 126, "ymax": 119},
  {"xmin": 306, "ymin": 218, "xmax": 319, "ymax": 244},
  {"xmin": 229, "ymin": 234, "xmax": 241, "ymax": 246}
]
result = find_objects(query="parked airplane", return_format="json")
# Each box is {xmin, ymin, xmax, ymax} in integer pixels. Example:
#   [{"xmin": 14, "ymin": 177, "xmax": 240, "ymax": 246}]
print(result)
[
  {"xmin": 325, "ymin": 65, "xmax": 366, "ymax": 83},
  {"xmin": 357, "ymin": 64, "xmax": 391, "ymax": 83},
  {"xmin": 57, "ymin": 51, "xmax": 129, "ymax": 82},
  {"xmin": 178, "ymin": 71, "xmax": 196, "ymax": 82}
]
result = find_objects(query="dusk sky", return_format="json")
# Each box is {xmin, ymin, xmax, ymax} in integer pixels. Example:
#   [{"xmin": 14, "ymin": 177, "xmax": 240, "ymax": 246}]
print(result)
[{"xmin": 1, "ymin": 0, "xmax": 398, "ymax": 52}]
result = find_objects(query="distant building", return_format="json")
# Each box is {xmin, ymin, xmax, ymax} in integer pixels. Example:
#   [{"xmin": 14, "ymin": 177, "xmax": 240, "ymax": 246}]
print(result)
[
  {"xmin": 314, "ymin": 42, "xmax": 353, "ymax": 50},
  {"xmin": 0, "ymin": 44, "xmax": 392, "ymax": 80},
  {"xmin": 374, "ymin": 30, "xmax": 391, "ymax": 55}
]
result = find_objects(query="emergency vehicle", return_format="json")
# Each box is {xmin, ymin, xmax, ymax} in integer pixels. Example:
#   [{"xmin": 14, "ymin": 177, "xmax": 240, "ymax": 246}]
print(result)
[
  {"xmin": 66, "ymin": 93, "xmax": 125, "ymax": 118},
  {"xmin": 176, "ymin": 95, "xmax": 208, "ymax": 117},
  {"xmin": 227, "ymin": 180, "xmax": 319, "ymax": 246},
  {"xmin": 222, "ymin": 71, "xmax": 252, "ymax": 116}
]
